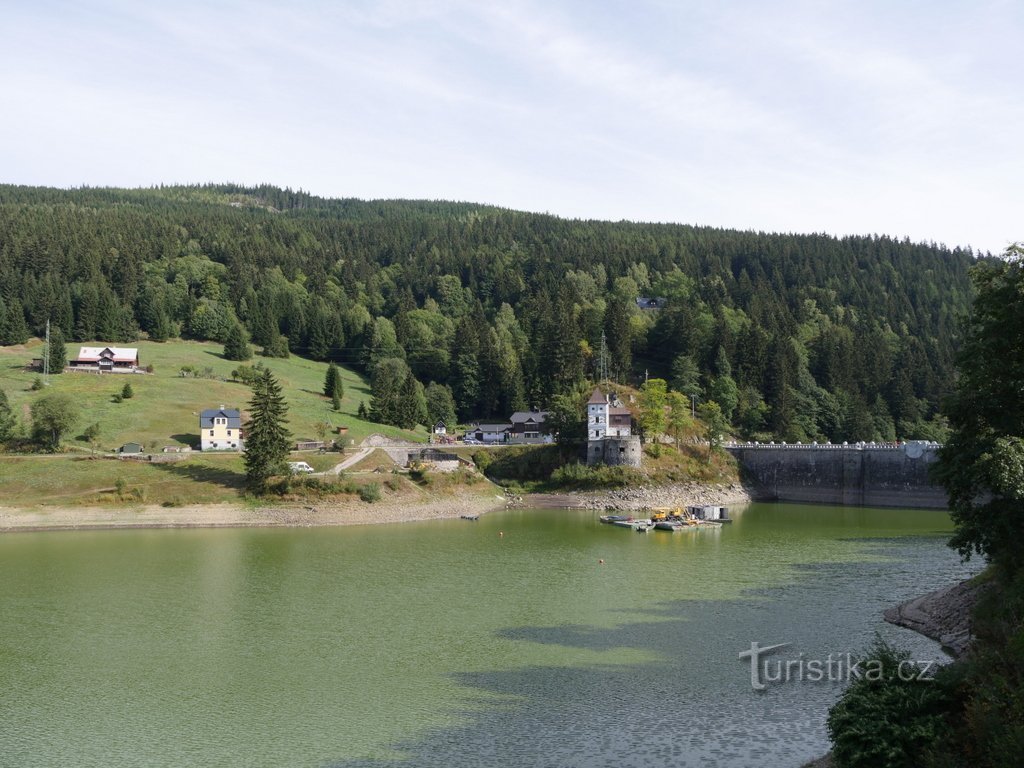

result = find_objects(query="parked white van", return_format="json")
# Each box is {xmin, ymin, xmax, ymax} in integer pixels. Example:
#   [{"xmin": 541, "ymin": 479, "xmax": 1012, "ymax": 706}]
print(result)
[{"xmin": 287, "ymin": 461, "xmax": 315, "ymax": 474}]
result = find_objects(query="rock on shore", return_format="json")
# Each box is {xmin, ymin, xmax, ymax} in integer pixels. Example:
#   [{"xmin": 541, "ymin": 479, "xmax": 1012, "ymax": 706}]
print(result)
[
  {"xmin": 576, "ymin": 481, "xmax": 754, "ymax": 511},
  {"xmin": 884, "ymin": 578, "xmax": 990, "ymax": 658}
]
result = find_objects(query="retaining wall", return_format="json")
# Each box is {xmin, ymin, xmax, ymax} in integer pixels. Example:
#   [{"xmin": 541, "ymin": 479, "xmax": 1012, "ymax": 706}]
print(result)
[{"xmin": 726, "ymin": 442, "xmax": 947, "ymax": 509}]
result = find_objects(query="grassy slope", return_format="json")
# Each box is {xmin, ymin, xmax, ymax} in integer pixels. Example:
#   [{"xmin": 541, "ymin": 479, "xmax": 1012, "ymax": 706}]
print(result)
[
  {"xmin": 0, "ymin": 338, "xmax": 423, "ymax": 450},
  {"xmin": 0, "ymin": 339, "xmax": 428, "ymax": 507}
]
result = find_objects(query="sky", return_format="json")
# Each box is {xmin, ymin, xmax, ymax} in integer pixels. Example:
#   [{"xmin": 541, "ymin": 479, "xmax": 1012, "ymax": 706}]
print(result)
[{"xmin": 1, "ymin": 0, "xmax": 1021, "ymax": 254}]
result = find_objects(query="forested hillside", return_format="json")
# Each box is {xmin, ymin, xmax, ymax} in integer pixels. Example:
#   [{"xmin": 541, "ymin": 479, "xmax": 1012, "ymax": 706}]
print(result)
[{"xmin": 0, "ymin": 183, "xmax": 978, "ymax": 442}]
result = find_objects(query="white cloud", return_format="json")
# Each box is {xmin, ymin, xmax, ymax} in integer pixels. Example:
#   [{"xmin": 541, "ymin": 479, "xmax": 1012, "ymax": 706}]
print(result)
[{"xmin": 0, "ymin": 0, "xmax": 1020, "ymax": 252}]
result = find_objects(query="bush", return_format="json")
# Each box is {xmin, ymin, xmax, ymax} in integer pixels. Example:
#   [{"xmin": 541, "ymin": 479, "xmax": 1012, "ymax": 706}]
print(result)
[
  {"xmin": 549, "ymin": 462, "xmax": 640, "ymax": 490},
  {"xmin": 384, "ymin": 477, "xmax": 402, "ymax": 491},
  {"xmin": 827, "ymin": 636, "xmax": 954, "ymax": 768},
  {"xmin": 358, "ymin": 483, "xmax": 381, "ymax": 503},
  {"xmin": 472, "ymin": 450, "xmax": 493, "ymax": 472},
  {"xmin": 121, "ymin": 382, "xmax": 134, "ymax": 399}
]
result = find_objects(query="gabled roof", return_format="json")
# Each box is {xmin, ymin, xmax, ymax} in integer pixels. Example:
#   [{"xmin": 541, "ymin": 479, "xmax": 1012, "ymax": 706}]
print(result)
[
  {"xmin": 510, "ymin": 410, "xmax": 548, "ymax": 424},
  {"xmin": 609, "ymin": 405, "xmax": 632, "ymax": 416},
  {"xmin": 474, "ymin": 423, "xmax": 511, "ymax": 432},
  {"xmin": 587, "ymin": 388, "xmax": 607, "ymax": 405},
  {"xmin": 76, "ymin": 346, "xmax": 138, "ymax": 362},
  {"xmin": 200, "ymin": 408, "xmax": 242, "ymax": 428}
]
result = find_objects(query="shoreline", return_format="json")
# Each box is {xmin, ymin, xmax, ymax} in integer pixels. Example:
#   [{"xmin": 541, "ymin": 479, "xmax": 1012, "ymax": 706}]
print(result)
[
  {"xmin": 0, "ymin": 488, "xmax": 508, "ymax": 533},
  {"xmin": 884, "ymin": 576, "xmax": 989, "ymax": 659},
  {"xmin": 0, "ymin": 479, "xmax": 758, "ymax": 533}
]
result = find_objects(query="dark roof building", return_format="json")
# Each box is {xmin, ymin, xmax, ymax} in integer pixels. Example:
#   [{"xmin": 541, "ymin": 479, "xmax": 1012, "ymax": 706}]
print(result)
[{"xmin": 200, "ymin": 408, "xmax": 242, "ymax": 429}]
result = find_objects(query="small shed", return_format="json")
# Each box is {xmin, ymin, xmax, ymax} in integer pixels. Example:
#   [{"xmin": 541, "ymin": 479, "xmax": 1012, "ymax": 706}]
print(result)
[
  {"xmin": 433, "ymin": 420, "xmax": 447, "ymax": 435},
  {"xmin": 119, "ymin": 442, "xmax": 144, "ymax": 454}
]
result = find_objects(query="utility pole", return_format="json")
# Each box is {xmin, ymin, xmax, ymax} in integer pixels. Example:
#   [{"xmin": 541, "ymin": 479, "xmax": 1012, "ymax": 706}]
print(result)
[
  {"xmin": 43, "ymin": 318, "xmax": 50, "ymax": 385},
  {"xmin": 598, "ymin": 331, "xmax": 609, "ymax": 384}
]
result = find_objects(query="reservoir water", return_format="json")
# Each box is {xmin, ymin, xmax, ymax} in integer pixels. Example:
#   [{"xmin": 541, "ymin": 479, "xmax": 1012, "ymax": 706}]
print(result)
[{"xmin": 0, "ymin": 503, "xmax": 977, "ymax": 767}]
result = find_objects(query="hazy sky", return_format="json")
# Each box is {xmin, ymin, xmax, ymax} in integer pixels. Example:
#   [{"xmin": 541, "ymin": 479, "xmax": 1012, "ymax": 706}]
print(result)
[{"xmin": 1, "ymin": 0, "xmax": 1020, "ymax": 253}]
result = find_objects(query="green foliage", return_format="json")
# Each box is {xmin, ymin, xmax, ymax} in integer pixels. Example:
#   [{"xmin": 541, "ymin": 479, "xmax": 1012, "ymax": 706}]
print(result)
[
  {"xmin": 424, "ymin": 382, "xmax": 457, "ymax": 431},
  {"xmin": 666, "ymin": 391, "xmax": 692, "ymax": 450},
  {"xmin": 30, "ymin": 392, "xmax": 79, "ymax": 451},
  {"xmin": 48, "ymin": 326, "xmax": 67, "ymax": 373},
  {"xmin": 935, "ymin": 246, "xmax": 1024, "ymax": 571},
  {"xmin": 243, "ymin": 368, "xmax": 292, "ymax": 493},
  {"xmin": 546, "ymin": 384, "xmax": 590, "ymax": 445},
  {"xmin": 30, "ymin": 377, "xmax": 44, "ymax": 391},
  {"xmin": 697, "ymin": 400, "xmax": 729, "ymax": 460},
  {"xmin": 82, "ymin": 422, "xmax": 100, "ymax": 444},
  {"xmin": 0, "ymin": 183, "xmax": 976, "ymax": 443},
  {"xmin": 369, "ymin": 357, "xmax": 426, "ymax": 429},
  {"xmin": 261, "ymin": 332, "xmax": 290, "ymax": 358},
  {"xmin": 121, "ymin": 381, "xmax": 134, "ymax": 399},
  {"xmin": 827, "ymin": 636, "xmax": 954, "ymax": 768},
  {"xmin": 231, "ymin": 362, "xmax": 265, "ymax": 387},
  {"xmin": 638, "ymin": 378, "xmax": 668, "ymax": 441},
  {"xmin": 479, "ymin": 445, "xmax": 572, "ymax": 484},
  {"xmin": 670, "ymin": 354, "xmax": 701, "ymax": 398},
  {"xmin": 0, "ymin": 388, "xmax": 16, "ymax": 443},
  {"xmin": 223, "ymin": 322, "xmax": 252, "ymax": 361},
  {"xmin": 331, "ymin": 390, "xmax": 341, "ymax": 411},
  {"xmin": 323, "ymin": 362, "xmax": 343, "ymax": 399},
  {"xmin": 471, "ymin": 449, "xmax": 494, "ymax": 473},
  {"xmin": 358, "ymin": 482, "xmax": 381, "ymax": 503},
  {"xmin": 548, "ymin": 462, "xmax": 641, "ymax": 490}
]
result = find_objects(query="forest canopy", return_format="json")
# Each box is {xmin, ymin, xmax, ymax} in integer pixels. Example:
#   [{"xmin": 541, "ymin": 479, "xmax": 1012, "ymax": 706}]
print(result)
[{"xmin": 0, "ymin": 183, "xmax": 980, "ymax": 442}]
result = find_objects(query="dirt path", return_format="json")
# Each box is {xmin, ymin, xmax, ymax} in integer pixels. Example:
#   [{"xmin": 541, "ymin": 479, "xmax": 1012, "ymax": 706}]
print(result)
[{"xmin": 321, "ymin": 447, "xmax": 373, "ymax": 474}]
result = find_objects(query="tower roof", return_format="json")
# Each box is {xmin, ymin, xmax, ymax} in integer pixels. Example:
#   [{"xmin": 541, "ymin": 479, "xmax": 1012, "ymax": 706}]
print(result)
[{"xmin": 587, "ymin": 388, "xmax": 607, "ymax": 405}]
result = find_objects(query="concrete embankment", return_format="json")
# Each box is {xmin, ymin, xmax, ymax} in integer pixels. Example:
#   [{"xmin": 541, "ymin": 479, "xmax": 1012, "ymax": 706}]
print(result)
[{"xmin": 727, "ymin": 442, "xmax": 947, "ymax": 509}]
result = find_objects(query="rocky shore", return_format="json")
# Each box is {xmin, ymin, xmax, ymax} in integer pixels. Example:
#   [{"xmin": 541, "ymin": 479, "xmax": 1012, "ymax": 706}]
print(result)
[
  {"xmin": 884, "ymin": 577, "xmax": 990, "ymax": 659},
  {"xmin": 514, "ymin": 481, "xmax": 755, "ymax": 511}
]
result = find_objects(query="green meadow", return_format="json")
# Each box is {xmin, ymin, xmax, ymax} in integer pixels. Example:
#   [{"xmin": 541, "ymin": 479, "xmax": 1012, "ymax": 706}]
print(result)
[
  {"xmin": 0, "ymin": 338, "xmax": 424, "ymax": 451},
  {"xmin": 0, "ymin": 339, "xmax": 428, "ymax": 506}
]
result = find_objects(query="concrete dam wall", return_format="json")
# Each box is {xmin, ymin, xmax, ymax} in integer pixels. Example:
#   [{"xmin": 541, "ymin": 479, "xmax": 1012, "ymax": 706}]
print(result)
[{"xmin": 726, "ymin": 442, "xmax": 948, "ymax": 509}]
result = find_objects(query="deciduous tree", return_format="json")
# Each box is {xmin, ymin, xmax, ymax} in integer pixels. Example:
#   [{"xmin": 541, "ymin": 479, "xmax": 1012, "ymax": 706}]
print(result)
[{"xmin": 31, "ymin": 392, "xmax": 78, "ymax": 451}]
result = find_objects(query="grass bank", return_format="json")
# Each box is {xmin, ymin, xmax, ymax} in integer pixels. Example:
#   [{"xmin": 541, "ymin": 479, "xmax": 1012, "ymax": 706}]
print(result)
[
  {"xmin": 473, "ymin": 442, "xmax": 739, "ymax": 493},
  {"xmin": 0, "ymin": 338, "xmax": 425, "ymax": 452}
]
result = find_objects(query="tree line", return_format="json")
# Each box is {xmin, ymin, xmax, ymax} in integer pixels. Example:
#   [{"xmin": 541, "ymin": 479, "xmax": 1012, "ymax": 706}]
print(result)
[{"xmin": 0, "ymin": 183, "xmax": 981, "ymax": 442}]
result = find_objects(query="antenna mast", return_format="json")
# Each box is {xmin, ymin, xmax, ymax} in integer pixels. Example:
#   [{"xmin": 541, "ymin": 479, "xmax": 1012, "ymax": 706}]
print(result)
[
  {"xmin": 43, "ymin": 319, "xmax": 50, "ymax": 385},
  {"xmin": 599, "ymin": 331, "xmax": 609, "ymax": 384}
]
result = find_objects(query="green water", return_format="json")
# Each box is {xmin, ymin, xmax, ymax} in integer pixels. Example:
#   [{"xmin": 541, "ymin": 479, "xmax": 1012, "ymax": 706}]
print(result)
[{"xmin": 0, "ymin": 504, "xmax": 975, "ymax": 767}]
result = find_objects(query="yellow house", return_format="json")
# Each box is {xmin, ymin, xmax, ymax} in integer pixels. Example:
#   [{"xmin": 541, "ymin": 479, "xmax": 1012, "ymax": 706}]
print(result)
[{"xmin": 200, "ymin": 406, "xmax": 243, "ymax": 451}]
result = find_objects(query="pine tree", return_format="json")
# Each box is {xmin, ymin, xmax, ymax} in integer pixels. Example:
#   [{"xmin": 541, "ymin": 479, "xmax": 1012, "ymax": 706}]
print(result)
[
  {"xmin": 323, "ymin": 362, "xmax": 343, "ymax": 399},
  {"xmin": 332, "ymin": 390, "xmax": 341, "ymax": 411},
  {"xmin": 121, "ymin": 381, "xmax": 134, "ymax": 399},
  {"xmin": 243, "ymin": 368, "xmax": 292, "ymax": 493},
  {"xmin": 357, "ymin": 400, "xmax": 368, "ymax": 419},
  {"xmin": 0, "ymin": 302, "xmax": 29, "ymax": 345},
  {"xmin": 223, "ymin": 323, "xmax": 252, "ymax": 361},
  {"xmin": 48, "ymin": 326, "xmax": 67, "ymax": 373}
]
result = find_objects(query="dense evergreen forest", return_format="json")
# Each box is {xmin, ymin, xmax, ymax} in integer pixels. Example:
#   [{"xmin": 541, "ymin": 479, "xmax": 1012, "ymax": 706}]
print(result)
[{"xmin": 0, "ymin": 183, "xmax": 979, "ymax": 442}]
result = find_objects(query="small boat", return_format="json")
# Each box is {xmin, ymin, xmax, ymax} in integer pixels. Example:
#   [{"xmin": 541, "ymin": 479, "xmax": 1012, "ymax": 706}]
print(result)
[
  {"xmin": 654, "ymin": 520, "xmax": 686, "ymax": 531},
  {"xmin": 600, "ymin": 514, "xmax": 632, "ymax": 524}
]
